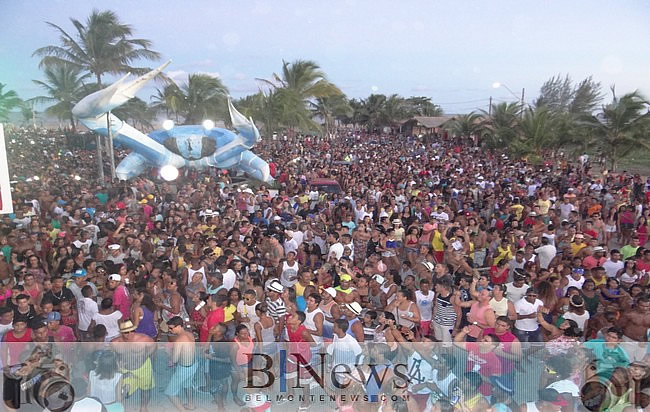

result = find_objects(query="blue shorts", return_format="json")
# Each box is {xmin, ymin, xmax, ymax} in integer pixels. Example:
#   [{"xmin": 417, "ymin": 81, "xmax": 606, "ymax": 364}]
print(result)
[{"xmin": 164, "ymin": 363, "xmax": 198, "ymax": 397}]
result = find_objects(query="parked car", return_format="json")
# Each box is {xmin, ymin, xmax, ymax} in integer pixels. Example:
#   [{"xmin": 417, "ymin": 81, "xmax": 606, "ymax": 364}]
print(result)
[{"xmin": 309, "ymin": 178, "xmax": 343, "ymax": 194}]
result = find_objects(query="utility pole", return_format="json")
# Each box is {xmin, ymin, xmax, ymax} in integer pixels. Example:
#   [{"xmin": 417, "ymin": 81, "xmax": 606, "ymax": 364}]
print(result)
[
  {"xmin": 96, "ymin": 132, "xmax": 104, "ymax": 185},
  {"xmin": 488, "ymin": 96, "xmax": 492, "ymax": 116},
  {"xmin": 520, "ymin": 88, "xmax": 525, "ymax": 118},
  {"xmin": 107, "ymin": 112, "xmax": 116, "ymax": 181}
]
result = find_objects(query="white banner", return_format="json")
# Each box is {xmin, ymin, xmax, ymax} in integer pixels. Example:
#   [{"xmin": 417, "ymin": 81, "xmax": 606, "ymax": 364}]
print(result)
[{"xmin": 0, "ymin": 124, "xmax": 14, "ymax": 214}]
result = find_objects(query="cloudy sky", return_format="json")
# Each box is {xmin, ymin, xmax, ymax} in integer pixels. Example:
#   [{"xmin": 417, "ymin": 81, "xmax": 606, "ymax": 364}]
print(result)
[{"xmin": 1, "ymin": 0, "xmax": 649, "ymax": 114}]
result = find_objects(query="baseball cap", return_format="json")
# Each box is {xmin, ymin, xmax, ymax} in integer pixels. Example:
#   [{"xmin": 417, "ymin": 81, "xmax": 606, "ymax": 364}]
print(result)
[
  {"xmin": 108, "ymin": 274, "xmax": 121, "ymax": 282},
  {"xmin": 44, "ymin": 312, "xmax": 62, "ymax": 323},
  {"xmin": 340, "ymin": 274, "xmax": 352, "ymax": 282},
  {"xmin": 73, "ymin": 269, "xmax": 87, "ymax": 278},
  {"xmin": 108, "ymin": 244, "xmax": 120, "ymax": 250},
  {"xmin": 324, "ymin": 287, "xmax": 337, "ymax": 298}
]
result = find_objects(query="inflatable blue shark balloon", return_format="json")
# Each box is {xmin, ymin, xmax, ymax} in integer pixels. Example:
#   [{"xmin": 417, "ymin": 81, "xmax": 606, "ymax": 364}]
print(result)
[{"xmin": 72, "ymin": 61, "xmax": 272, "ymax": 182}]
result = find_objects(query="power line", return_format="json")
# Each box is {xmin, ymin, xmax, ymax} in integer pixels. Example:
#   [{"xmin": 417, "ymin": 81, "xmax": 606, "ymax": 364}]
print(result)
[{"xmin": 434, "ymin": 98, "xmax": 491, "ymax": 105}]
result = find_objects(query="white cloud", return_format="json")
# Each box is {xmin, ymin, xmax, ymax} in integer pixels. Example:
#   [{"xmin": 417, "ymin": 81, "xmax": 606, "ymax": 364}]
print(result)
[{"xmin": 167, "ymin": 70, "xmax": 188, "ymax": 82}]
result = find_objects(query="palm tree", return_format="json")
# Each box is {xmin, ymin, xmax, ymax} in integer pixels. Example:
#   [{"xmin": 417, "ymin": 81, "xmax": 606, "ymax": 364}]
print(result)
[
  {"xmin": 20, "ymin": 101, "xmax": 37, "ymax": 128},
  {"xmin": 584, "ymin": 88, "xmax": 650, "ymax": 171},
  {"xmin": 236, "ymin": 91, "xmax": 278, "ymax": 135},
  {"xmin": 151, "ymin": 83, "xmax": 183, "ymax": 122},
  {"xmin": 449, "ymin": 112, "xmax": 483, "ymax": 139},
  {"xmin": 33, "ymin": 9, "xmax": 160, "ymax": 86},
  {"xmin": 113, "ymin": 97, "xmax": 156, "ymax": 131},
  {"xmin": 382, "ymin": 94, "xmax": 409, "ymax": 131},
  {"xmin": 176, "ymin": 73, "xmax": 229, "ymax": 125},
  {"xmin": 0, "ymin": 83, "xmax": 21, "ymax": 122},
  {"xmin": 31, "ymin": 64, "xmax": 91, "ymax": 131},
  {"xmin": 310, "ymin": 95, "xmax": 351, "ymax": 137},
  {"xmin": 405, "ymin": 96, "xmax": 443, "ymax": 117},
  {"xmin": 510, "ymin": 107, "xmax": 559, "ymax": 162},
  {"xmin": 357, "ymin": 94, "xmax": 388, "ymax": 132},
  {"xmin": 259, "ymin": 59, "xmax": 343, "ymax": 133},
  {"xmin": 480, "ymin": 102, "xmax": 521, "ymax": 148}
]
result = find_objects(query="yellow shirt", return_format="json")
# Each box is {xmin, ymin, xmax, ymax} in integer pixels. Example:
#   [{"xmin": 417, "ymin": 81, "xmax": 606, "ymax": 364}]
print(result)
[
  {"xmin": 295, "ymin": 281, "xmax": 314, "ymax": 297},
  {"xmin": 494, "ymin": 246, "xmax": 513, "ymax": 266},
  {"xmin": 432, "ymin": 230, "xmax": 445, "ymax": 252},
  {"xmin": 537, "ymin": 199, "xmax": 551, "ymax": 215},
  {"xmin": 224, "ymin": 304, "xmax": 236, "ymax": 322},
  {"xmin": 212, "ymin": 246, "xmax": 223, "ymax": 258},
  {"xmin": 570, "ymin": 242, "xmax": 587, "ymax": 257}
]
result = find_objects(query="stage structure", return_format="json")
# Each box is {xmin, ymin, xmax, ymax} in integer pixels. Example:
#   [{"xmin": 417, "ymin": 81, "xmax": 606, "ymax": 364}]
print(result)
[{"xmin": 72, "ymin": 61, "xmax": 273, "ymax": 182}]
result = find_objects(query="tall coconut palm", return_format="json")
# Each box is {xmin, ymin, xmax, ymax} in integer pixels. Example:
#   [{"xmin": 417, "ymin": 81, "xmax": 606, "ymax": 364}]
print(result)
[
  {"xmin": 259, "ymin": 59, "xmax": 343, "ymax": 133},
  {"xmin": 150, "ymin": 83, "xmax": 183, "ymax": 122},
  {"xmin": 20, "ymin": 101, "xmax": 38, "ymax": 128},
  {"xmin": 480, "ymin": 102, "xmax": 521, "ymax": 148},
  {"xmin": 382, "ymin": 94, "xmax": 409, "ymax": 130},
  {"xmin": 33, "ymin": 9, "xmax": 160, "ymax": 86},
  {"xmin": 113, "ymin": 97, "xmax": 156, "ymax": 131},
  {"xmin": 357, "ymin": 94, "xmax": 388, "ymax": 132},
  {"xmin": 310, "ymin": 95, "xmax": 351, "ymax": 137},
  {"xmin": 31, "ymin": 64, "xmax": 91, "ymax": 131},
  {"xmin": 236, "ymin": 91, "xmax": 279, "ymax": 135},
  {"xmin": 510, "ymin": 107, "xmax": 559, "ymax": 162},
  {"xmin": 405, "ymin": 96, "xmax": 443, "ymax": 117},
  {"xmin": 0, "ymin": 83, "xmax": 21, "ymax": 122},
  {"xmin": 176, "ymin": 74, "xmax": 229, "ymax": 125},
  {"xmin": 584, "ymin": 88, "xmax": 650, "ymax": 171}
]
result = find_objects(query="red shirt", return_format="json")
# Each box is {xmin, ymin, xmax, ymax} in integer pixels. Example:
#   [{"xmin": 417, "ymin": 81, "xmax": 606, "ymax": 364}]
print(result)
[
  {"xmin": 3, "ymin": 329, "xmax": 32, "ymax": 364},
  {"xmin": 50, "ymin": 325, "xmax": 76, "ymax": 342},
  {"xmin": 490, "ymin": 266, "xmax": 508, "ymax": 284},
  {"xmin": 465, "ymin": 343, "xmax": 501, "ymax": 396},
  {"xmin": 199, "ymin": 308, "xmax": 224, "ymax": 342},
  {"xmin": 113, "ymin": 285, "xmax": 131, "ymax": 321}
]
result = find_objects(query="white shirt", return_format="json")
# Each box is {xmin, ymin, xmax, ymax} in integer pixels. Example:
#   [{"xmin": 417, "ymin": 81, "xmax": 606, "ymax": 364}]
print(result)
[
  {"xmin": 535, "ymin": 244, "xmax": 557, "ymax": 269},
  {"xmin": 431, "ymin": 211, "xmax": 449, "ymax": 221},
  {"xmin": 563, "ymin": 310, "xmax": 590, "ymax": 331},
  {"xmin": 415, "ymin": 290, "xmax": 435, "ymax": 321},
  {"xmin": 237, "ymin": 300, "xmax": 260, "ymax": 331},
  {"xmin": 560, "ymin": 203, "xmax": 575, "ymax": 219},
  {"xmin": 292, "ymin": 230, "xmax": 304, "ymax": 246},
  {"xmin": 222, "ymin": 269, "xmax": 237, "ymax": 291},
  {"xmin": 78, "ymin": 297, "xmax": 99, "ymax": 332},
  {"xmin": 603, "ymin": 259, "xmax": 624, "ymax": 278},
  {"xmin": 329, "ymin": 242, "xmax": 345, "ymax": 260},
  {"xmin": 92, "ymin": 310, "xmax": 123, "ymax": 341},
  {"xmin": 505, "ymin": 282, "xmax": 528, "ymax": 303},
  {"xmin": 283, "ymin": 238, "xmax": 299, "ymax": 255},
  {"xmin": 514, "ymin": 298, "xmax": 543, "ymax": 331},
  {"xmin": 327, "ymin": 332, "xmax": 362, "ymax": 365}
]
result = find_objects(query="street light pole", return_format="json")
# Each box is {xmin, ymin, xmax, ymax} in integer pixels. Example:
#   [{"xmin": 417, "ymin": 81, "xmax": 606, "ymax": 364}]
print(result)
[
  {"xmin": 493, "ymin": 82, "xmax": 525, "ymax": 116},
  {"xmin": 107, "ymin": 111, "xmax": 116, "ymax": 181}
]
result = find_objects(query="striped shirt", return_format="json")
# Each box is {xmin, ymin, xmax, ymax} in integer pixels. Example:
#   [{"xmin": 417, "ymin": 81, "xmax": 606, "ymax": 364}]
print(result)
[
  {"xmin": 265, "ymin": 297, "xmax": 286, "ymax": 321},
  {"xmin": 433, "ymin": 291, "xmax": 457, "ymax": 327}
]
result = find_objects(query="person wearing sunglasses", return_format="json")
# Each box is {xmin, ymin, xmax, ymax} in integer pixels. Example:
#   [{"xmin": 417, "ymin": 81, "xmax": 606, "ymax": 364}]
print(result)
[{"xmin": 513, "ymin": 287, "xmax": 544, "ymax": 343}]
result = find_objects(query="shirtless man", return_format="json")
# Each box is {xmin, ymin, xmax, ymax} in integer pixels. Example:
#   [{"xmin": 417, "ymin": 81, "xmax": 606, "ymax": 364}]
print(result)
[
  {"xmin": 112, "ymin": 320, "xmax": 156, "ymax": 412},
  {"xmin": 334, "ymin": 274, "xmax": 361, "ymax": 304},
  {"xmin": 620, "ymin": 295, "xmax": 650, "ymax": 341},
  {"xmin": 165, "ymin": 316, "xmax": 197, "ymax": 412}
]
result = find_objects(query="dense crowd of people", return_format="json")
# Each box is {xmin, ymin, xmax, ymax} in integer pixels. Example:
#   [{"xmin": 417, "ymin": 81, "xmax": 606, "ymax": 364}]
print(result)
[{"xmin": 1, "ymin": 125, "xmax": 650, "ymax": 412}]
